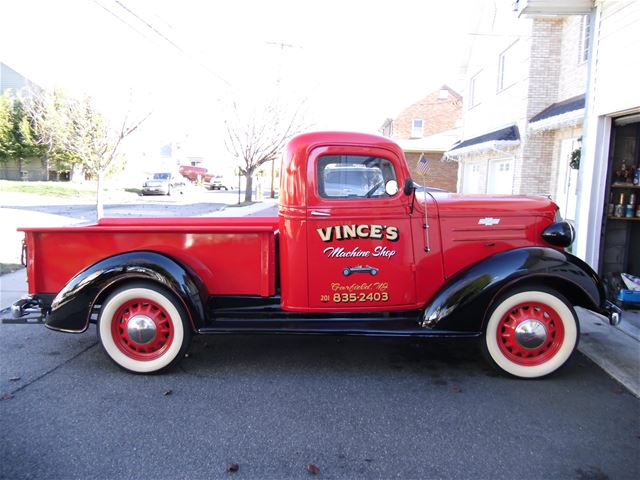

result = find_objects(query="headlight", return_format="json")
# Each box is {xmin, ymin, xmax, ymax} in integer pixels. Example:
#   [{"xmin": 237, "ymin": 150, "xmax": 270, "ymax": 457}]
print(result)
[{"xmin": 542, "ymin": 221, "xmax": 575, "ymax": 248}]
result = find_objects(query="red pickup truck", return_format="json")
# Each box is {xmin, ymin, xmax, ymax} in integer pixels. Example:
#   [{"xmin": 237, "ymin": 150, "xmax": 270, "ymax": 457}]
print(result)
[{"xmin": 12, "ymin": 132, "xmax": 609, "ymax": 378}]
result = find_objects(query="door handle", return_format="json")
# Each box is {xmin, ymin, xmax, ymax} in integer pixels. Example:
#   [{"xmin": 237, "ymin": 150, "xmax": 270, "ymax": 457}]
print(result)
[{"xmin": 311, "ymin": 211, "xmax": 331, "ymax": 217}]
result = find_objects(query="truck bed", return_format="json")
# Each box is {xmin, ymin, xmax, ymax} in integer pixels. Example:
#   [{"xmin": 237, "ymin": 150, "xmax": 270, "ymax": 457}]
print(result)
[{"xmin": 20, "ymin": 216, "xmax": 279, "ymax": 297}]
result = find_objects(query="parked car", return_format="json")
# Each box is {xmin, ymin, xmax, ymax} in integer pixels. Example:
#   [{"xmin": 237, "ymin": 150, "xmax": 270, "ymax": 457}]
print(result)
[
  {"xmin": 142, "ymin": 172, "xmax": 186, "ymax": 196},
  {"xmin": 207, "ymin": 175, "xmax": 234, "ymax": 190}
]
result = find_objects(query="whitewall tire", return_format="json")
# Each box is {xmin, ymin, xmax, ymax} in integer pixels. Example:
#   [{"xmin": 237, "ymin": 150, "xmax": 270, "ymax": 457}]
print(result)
[
  {"xmin": 98, "ymin": 282, "xmax": 191, "ymax": 373},
  {"xmin": 483, "ymin": 288, "xmax": 578, "ymax": 379}
]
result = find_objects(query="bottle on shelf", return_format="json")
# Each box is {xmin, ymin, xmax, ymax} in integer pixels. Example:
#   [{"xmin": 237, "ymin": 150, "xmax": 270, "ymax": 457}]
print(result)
[
  {"xmin": 614, "ymin": 192, "xmax": 625, "ymax": 217},
  {"xmin": 608, "ymin": 192, "xmax": 615, "ymax": 216},
  {"xmin": 634, "ymin": 167, "xmax": 640, "ymax": 186},
  {"xmin": 627, "ymin": 193, "xmax": 637, "ymax": 218}
]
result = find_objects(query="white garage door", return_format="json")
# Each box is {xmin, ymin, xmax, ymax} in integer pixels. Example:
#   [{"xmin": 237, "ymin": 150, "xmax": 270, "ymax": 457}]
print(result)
[
  {"xmin": 487, "ymin": 158, "xmax": 514, "ymax": 194},
  {"xmin": 462, "ymin": 161, "xmax": 482, "ymax": 194}
]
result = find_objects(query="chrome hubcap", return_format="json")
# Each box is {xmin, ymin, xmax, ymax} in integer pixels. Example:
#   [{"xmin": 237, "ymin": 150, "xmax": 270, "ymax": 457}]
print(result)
[
  {"xmin": 515, "ymin": 319, "xmax": 548, "ymax": 349},
  {"xmin": 126, "ymin": 315, "xmax": 157, "ymax": 345}
]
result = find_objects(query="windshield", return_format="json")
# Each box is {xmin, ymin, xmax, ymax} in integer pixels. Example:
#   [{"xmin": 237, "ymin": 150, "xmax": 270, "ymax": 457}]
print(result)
[{"xmin": 152, "ymin": 173, "xmax": 171, "ymax": 180}]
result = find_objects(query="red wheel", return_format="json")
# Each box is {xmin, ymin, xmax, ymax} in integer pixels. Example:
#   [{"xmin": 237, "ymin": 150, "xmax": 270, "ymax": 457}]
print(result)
[
  {"xmin": 110, "ymin": 298, "xmax": 175, "ymax": 361},
  {"xmin": 484, "ymin": 288, "xmax": 578, "ymax": 378},
  {"xmin": 495, "ymin": 301, "xmax": 565, "ymax": 366},
  {"xmin": 98, "ymin": 282, "xmax": 191, "ymax": 373}
]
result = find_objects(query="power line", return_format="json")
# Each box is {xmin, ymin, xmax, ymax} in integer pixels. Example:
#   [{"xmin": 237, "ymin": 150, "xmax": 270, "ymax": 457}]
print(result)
[
  {"xmin": 111, "ymin": 0, "xmax": 230, "ymax": 86},
  {"xmin": 93, "ymin": 0, "xmax": 230, "ymax": 87}
]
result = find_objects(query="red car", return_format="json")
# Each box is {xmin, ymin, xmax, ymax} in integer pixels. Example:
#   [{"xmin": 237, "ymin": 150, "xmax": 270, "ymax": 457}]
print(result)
[{"xmin": 12, "ymin": 132, "xmax": 610, "ymax": 378}]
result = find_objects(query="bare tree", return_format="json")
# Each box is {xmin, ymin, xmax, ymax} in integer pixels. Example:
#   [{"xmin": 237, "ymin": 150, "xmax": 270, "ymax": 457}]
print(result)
[
  {"xmin": 27, "ymin": 90, "xmax": 150, "ymax": 219},
  {"xmin": 62, "ymin": 96, "xmax": 150, "ymax": 218},
  {"xmin": 224, "ymin": 98, "xmax": 306, "ymax": 203}
]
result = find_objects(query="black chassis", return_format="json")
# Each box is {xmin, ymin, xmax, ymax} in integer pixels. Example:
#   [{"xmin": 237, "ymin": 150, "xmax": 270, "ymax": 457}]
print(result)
[{"xmin": 23, "ymin": 247, "xmax": 607, "ymax": 337}]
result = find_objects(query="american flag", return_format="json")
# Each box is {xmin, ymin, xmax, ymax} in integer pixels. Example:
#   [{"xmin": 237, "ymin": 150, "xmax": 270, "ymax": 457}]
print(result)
[{"xmin": 416, "ymin": 153, "xmax": 430, "ymax": 175}]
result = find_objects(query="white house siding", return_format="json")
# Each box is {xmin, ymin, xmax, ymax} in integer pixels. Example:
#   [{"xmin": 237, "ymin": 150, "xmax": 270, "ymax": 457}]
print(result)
[
  {"xmin": 461, "ymin": 7, "xmax": 532, "ymax": 141},
  {"xmin": 576, "ymin": 0, "xmax": 640, "ymax": 268},
  {"xmin": 456, "ymin": 3, "xmax": 585, "ymax": 199}
]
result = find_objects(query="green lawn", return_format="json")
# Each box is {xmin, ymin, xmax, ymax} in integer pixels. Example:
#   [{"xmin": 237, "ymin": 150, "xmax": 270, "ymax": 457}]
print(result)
[
  {"xmin": 0, "ymin": 180, "xmax": 97, "ymax": 198},
  {"xmin": 0, "ymin": 263, "xmax": 23, "ymax": 275}
]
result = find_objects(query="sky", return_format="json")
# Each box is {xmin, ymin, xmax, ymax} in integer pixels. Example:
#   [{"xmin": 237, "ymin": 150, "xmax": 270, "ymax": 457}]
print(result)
[{"xmin": 0, "ymin": 0, "xmax": 479, "ymax": 168}]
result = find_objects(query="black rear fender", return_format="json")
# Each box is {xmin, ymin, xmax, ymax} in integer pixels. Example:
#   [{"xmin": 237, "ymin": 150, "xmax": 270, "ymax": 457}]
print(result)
[{"xmin": 45, "ymin": 251, "xmax": 206, "ymax": 333}]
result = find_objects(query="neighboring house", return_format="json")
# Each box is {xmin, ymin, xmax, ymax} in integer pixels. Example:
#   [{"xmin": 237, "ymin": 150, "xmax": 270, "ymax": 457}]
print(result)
[
  {"xmin": 0, "ymin": 62, "xmax": 47, "ymax": 181},
  {"xmin": 380, "ymin": 85, "xmax": 462, "ymax": 192},
  {"xmin": 556, "ymin": 0, "xmax": 640, "ymax": 284},
  {"xmin": 0, "ymin": 62, "xmax": 39, "ymax": 95},
  {"xmin": 446, "ymin": 1, "xmax": 588, "ymax": 223}
]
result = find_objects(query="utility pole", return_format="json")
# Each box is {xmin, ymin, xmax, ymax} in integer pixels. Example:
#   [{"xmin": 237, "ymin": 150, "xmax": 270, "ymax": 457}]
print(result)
[{"xmin": 265, "ymin": 40, "xmax": 300, "ymax": 198}]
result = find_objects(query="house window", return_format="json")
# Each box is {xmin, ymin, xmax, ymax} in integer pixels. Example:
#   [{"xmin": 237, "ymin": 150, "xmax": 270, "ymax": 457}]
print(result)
[
  {"xmin": 498, "ymin": 41, "xmax": 518, "ymax": 92},
  {"xmin": 579, "ymin": 15, "xmax": 590, "ymax": 63},
  {"xmin": 411, "ymin": 119, "xmax": 424, "ymax": 138},
  {"xmin": 469, "ymin": 72, "xmax": 481, "ymax": 108}
]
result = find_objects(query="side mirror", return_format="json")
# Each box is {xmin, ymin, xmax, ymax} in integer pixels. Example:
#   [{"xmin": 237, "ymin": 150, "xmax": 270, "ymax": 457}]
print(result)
[{"xmin": 403, "ymin": 178, "xmax": 415, "ymax": 196}]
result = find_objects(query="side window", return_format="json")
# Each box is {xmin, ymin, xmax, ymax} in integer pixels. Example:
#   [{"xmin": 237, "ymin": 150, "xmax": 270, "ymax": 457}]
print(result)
[
  {"xmin": 411, "ymin": 119, "xmax": 424, "ymax": 138},
  {"xmin": 317, "ymin": 155, "xmax": 397, "ymax": 199}
]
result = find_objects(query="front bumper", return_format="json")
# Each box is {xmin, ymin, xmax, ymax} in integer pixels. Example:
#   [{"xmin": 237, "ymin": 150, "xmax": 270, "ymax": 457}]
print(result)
[{"xmin": 142, "ymin": 186, "xmax": 169, "ymax": 195}]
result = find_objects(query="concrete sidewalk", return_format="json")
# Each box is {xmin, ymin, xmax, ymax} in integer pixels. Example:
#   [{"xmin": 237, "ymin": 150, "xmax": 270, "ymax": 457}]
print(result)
[
  {"xmin": 1, "ymin": 263, "xmax": 637, "ymax": 396},
  {"xmin": 199, "ymin": 197, "xmax": 278, "ymax": 217},
  {"xmin": 0, "ymin": 268, "xmax": 27, "ymax": 310}
]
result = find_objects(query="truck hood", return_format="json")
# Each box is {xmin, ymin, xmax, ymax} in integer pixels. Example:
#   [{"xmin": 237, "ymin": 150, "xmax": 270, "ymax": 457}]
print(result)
[{"xmin": 427, "ymin": 193, "xmax": 557, "ymax": 218}]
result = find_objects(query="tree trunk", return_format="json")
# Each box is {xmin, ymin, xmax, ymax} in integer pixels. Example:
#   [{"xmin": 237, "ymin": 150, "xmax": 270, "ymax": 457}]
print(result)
[
  {"xmin": 96, "ymin": 170, "xmax": 104, "ymax": 220},
  {"xmin": 244, "ymin": 173, "xmax": 254, "ymax": 203}
]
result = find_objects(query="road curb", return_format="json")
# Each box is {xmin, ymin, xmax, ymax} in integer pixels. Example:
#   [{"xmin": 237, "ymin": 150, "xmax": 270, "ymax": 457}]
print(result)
[{"xmin": 577, "ymin": 307, "xmax": 640, "ymax": 398}]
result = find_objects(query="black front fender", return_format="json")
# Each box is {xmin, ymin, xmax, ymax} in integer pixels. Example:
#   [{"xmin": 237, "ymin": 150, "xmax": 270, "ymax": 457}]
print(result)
[
  {"xmin": 46, "ymin": 251, "xmax": 206, "ymax": 333},
  {"xmin": 422, "ymin": 247, "xmax": 605, "ymax": 332}
]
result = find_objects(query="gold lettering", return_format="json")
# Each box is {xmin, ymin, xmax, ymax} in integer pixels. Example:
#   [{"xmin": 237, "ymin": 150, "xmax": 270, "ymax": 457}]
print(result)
[
  {"xmin": 369, "ymin": 224, "xmax": 383, "ymax": 239},
  {"xmin": 356, "ymin": 225, "xmax": 370, "ymax": 238},
  {"xmin": 385, "ymin": 226, "xmax": 399, "ymax": 242},
  {"xmin": 316, "ymin": 227, "xmax": 333, "ymax": 242},
  {"xmin": 342, "ymin": 224, "xmax": 357, "ymax": 239}
]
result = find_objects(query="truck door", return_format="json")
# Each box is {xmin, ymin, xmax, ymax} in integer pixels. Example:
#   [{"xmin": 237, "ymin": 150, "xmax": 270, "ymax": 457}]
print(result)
[{"xmin": 306, "ymin": 146, "xmax": 417, "ymax": 311}]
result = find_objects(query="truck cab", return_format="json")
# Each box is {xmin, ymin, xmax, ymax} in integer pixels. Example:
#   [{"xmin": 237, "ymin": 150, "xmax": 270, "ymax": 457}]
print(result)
[{"xmin": 279, "ymin": 132, "xmax": 426, "ymax": 312}]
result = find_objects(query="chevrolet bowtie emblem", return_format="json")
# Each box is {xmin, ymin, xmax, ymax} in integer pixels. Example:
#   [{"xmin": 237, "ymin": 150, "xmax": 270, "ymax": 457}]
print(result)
[{"xmin": 478, "ymin": 217, "xmax": 501, "ymax": 226}]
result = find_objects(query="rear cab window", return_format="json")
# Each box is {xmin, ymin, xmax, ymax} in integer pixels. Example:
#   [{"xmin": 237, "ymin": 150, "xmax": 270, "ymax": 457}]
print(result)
[{"xmin": 317, "ymin": 155, "xmax": 398, "ymax": 200}]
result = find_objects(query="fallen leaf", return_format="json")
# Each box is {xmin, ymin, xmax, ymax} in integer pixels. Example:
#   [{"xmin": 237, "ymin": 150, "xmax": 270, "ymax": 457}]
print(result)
[
  {"xmin": 307, "ymin": 463, "xmax": 320, "ymax": 475},
  {"xmin": 163, "ymin": 389, "xmax": 173, "ymax": 396},
  {"xmin": 1, "ymin": 393, "xmax": 14, "ymax": 401},
  {"xmin": 612, "ymin": 385, "xmax": 625, "ymax": 395},
  {"xmin": 451, "ymin": 386, "xmax": 462, "ymax": 393},
  {"xmin": 9, "ymin": 377, "xmax": 21, "ymax": 382},
  {"xmin": 227, "ymin": 463, "xmax": 239, "ymax": 473}
]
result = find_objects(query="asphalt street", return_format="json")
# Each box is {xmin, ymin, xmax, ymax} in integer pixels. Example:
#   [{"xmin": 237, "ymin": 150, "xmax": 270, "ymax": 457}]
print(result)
[{"xmin": 1, "ymin": 323, "xmax": 638, "ymax": 480}]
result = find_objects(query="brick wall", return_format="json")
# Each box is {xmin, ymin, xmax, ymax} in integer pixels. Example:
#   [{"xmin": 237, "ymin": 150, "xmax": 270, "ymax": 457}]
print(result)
[
  {"xmin": 392, "ymin": 86, "xmax": 462, "ymax": 139},
  {"xmin": 558, "ymin": 16, "xmax": 588, "ymax": 100},
  {"xmin": 405, "ymin": 152, "xmax": 458, "ymax": 192},
  {"xmin": 527, "ymin": 18, "xmax": 563, "ymax": 119}
]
